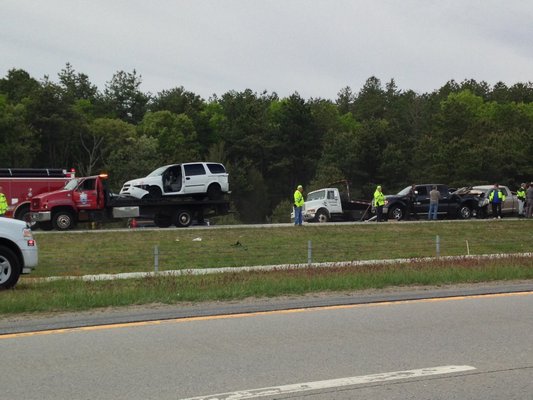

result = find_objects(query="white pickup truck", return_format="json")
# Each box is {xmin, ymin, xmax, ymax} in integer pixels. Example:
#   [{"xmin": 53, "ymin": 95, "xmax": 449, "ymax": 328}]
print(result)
[
  {"xmin": 301, "ymin": 187, "xmax": 371, "ymax": 223},
  {"xmin": 0, "ymin": 218, "xmax": 38, "ymax": 289}
]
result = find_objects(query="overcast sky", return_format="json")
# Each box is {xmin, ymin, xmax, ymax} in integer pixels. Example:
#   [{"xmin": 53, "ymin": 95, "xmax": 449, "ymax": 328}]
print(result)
[{"xmin": 2, "ymin": 0, "xmax": 532, "ymax": 100}]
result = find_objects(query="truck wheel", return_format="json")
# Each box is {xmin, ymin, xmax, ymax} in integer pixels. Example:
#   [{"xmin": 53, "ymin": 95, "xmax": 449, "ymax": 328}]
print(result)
[
  {"xmin": 459, "ymin": 205, "xmax": 472, "ymax": 219},
  {"xmin": 389, "ymin": 205, "xmax": 404, "ymax": 221},
  {"xmin": 15, "ymin": 205, "xmax": 37, "ymax": 229},
  {"xmin": 52, "ymin": 210, "xmax": 76, "ymax": 230},
  {"xmin": 154, "ymin": 214, "xmax": 172, "ymax": 228},
  {"xmin": 174, "ymin": 209, "xmax": 193, "ymax": 227},
  {"xmin": 0, "ymin": 245, "xmax": 21, "ymax": 290},
  {"xmin": 315, "ymin": 210, "xmax": 330, "ymax": 223},
  {"xmin": 207, "ymin": 184, "xmax": 222, "ymax": 200}
]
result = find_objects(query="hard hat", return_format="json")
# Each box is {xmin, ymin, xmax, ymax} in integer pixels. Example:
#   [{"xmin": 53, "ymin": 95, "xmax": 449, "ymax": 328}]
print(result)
[{"xmin": 297, "ymin": 185, "xmax": 303, "ymax": 190}]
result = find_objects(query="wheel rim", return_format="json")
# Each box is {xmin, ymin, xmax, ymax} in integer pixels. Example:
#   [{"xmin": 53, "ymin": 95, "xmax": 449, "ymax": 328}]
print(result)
[
  {"xmin": 0, "ymin": 257, "xmax": 11, "ymax": 284},
  {"xmin": 56, "ymin": 214, "xmax": 72, "ymax": 229},
  {"xmin": 317, "ymin": 212, "xmax": 328, "ymax": 223},
  {"xmin": 461, "ymin": 207, "xmax": 471, "ymax": 219},
  {"xmin": 177, "ymin": 212, "xmax": 192, "ymax": 226},
  {"xmin": 392, "ymin": 207, "xmax": 403, "ymax": 220}
]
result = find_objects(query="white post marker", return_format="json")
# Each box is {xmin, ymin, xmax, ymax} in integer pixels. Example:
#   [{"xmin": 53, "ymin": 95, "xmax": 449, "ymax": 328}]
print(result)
[{"xmin": 181, "ymin": 365, "xmax": 476, "ymax": 400}]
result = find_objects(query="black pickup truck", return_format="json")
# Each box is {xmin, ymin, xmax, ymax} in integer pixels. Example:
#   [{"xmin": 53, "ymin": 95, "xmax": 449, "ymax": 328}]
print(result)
[{"xmin": 383, "ymin": 184, "xmax": 478, "ymax": 221}]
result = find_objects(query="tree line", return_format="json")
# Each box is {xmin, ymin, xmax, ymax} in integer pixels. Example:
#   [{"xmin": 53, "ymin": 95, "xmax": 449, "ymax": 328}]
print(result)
[{"xmin": 1, "ymin": 63, "xmax": 532, "ymax": 222}]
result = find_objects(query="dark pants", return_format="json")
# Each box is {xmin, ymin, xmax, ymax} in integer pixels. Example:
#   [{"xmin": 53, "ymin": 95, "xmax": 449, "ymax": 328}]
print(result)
[
  {"xmin": 491, "ymin": 202, "xmax": 502, "ymax": 218},
  {"xmin": 376, "ymin": 205, "xmax": 383, "ymax": 222}
]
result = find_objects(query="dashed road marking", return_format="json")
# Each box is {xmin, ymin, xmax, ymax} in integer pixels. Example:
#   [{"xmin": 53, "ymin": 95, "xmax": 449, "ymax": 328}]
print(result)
[{"xmin": 179, "ymin": 365, "xmax": 477, "ymax": 399}]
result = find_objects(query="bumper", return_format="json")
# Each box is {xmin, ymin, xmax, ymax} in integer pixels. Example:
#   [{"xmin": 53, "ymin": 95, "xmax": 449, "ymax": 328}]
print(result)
[
  {"xmin": 31, "ymin": 211, "xmax": 51, "ymax": 222},
  {"xmin": 119, "ymin": 186, "xmax": 148, "ymax": 199},
  {"xmin": 303, "ymin": 211, "xmax": 316, "ymax": 221}
]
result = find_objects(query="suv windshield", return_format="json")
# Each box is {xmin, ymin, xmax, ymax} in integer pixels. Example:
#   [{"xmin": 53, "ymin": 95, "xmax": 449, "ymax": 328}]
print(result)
[{"xmin": 146, "ymin": 166, "xmax": 174, "ymax": 177}]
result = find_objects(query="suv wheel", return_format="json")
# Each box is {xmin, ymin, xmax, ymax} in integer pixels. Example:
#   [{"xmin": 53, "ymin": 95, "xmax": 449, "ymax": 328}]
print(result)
[
  {"xmin": 148, "ymin": 186, "xmax": 162, "ymax": 199},
  {"xmin": 207, "ymin": 184, "xmax": 222, "ymax": 200},
  {"xmin": 0, "ymin": 245, "xmax": 21, "ymax": 290}
]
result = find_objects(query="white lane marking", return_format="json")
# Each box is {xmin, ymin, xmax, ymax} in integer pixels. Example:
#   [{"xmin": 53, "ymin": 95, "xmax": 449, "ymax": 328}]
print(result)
[{"xmin": 180, "ymin": 365, "xmax": 476, "ymax": 400}]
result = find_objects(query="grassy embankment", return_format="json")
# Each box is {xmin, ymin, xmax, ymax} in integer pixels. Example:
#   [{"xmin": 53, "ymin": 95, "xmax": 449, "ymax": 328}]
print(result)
[{"xmin": 2, "ymin": 219, "xmax": 532, "ymax": 315}]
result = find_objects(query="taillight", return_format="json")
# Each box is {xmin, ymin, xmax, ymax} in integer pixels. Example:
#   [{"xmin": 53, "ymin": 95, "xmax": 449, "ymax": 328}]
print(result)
[
  {"xmin": 23, "ymin": 228, "xmax": 33, "ymax": 238},
  {"xmin": 27, "ymin": 239, "xmax": 35, "ymax": 247}
]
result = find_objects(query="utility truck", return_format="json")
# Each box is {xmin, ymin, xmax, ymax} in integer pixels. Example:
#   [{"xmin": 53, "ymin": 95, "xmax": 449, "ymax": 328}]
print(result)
[
  {"xmin": 301, "ymin": 181, "xmax": 371, "ymax": 223},
  {"xmin": 30, "ymin": 173, "xmax": 230, "ymax": 230}
]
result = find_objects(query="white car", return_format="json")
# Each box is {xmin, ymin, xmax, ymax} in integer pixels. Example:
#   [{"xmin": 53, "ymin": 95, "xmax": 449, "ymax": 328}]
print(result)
[
  {"xmin": 120, "ymin": 162, "xmax": 229, "ymax": 200},
  {"xmin": 0, "ymin": 217, "xmax": 38, "ymax": 289}
]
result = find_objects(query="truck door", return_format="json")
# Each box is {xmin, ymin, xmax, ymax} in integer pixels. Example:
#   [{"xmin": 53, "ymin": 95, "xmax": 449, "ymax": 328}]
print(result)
[
  {"xmin": 436, "ymin": 185, "xmax": 451, "ymax": 214},
  {"xmin": 326, "ymin": 190, "xmax": 343, "ymax": 214},
  {"xmin": 414, "ymin": 185, "xmax": 430, "ymax": 214},
  {"xmin": 73, "ymin": 178, "xmax": 98, "ymax": 209}
]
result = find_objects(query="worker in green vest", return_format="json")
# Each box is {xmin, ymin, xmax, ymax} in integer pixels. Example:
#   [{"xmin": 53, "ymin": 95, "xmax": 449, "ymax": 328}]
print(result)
[
  {"xmin": 293, "ymin": 185, "xmax": 305, "ymax": 226},
  {"xmin": 373, "ymin": 185, "xmax": 386, "ymax": 222},
  {"xmin": 0, "ymin": 186, "xmax": 7, "ymax": 216},
  {"xmin": 488, "ymin": 184, "xmax": 506, "ymax": 219}
]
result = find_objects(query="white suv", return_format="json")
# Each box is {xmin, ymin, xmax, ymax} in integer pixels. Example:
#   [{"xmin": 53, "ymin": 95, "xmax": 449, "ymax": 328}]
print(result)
[
  {"xmin": 120, "ymin": 162, "xmax": 229, "ymax": 200},
  {"xmin": 0, "ymin": 218, "xmax": 38, "ymax": 290}
]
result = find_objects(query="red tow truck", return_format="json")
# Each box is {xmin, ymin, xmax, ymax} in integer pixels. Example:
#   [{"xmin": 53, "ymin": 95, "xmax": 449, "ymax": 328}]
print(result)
[
  {"xmin": 30, "ymin": 173, "xmax": 230, "ymax": 230},
  {"xmin": 0, "ymin": 168, "xmax": 75, "ymax": 224}
]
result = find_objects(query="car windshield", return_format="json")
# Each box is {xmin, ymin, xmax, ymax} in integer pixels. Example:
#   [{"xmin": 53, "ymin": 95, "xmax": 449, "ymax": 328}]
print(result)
[
  {"xmin": 396, "ymin": 186, "xmax": 412, "ymax": 196},
  {"xmin": 146, "ymin": 166, "xmax": 171, "ymax": 177},
  {"xmin": 307, "ymin": 190, "xmax": 325, "ymax": 201},
  {"xmin": 63, "ymin": 178, "xmax": 80, "ymax": 190}
]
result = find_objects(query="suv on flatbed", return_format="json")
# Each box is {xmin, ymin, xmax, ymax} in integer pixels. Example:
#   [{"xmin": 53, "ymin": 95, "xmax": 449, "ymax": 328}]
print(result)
[
  {"xmin": 0, "ymin": 218, "xmax": 38, "ymax": 289},
  {"xmin": 120, "ymin": 162, "xmax": 229, "ymax": 200}
]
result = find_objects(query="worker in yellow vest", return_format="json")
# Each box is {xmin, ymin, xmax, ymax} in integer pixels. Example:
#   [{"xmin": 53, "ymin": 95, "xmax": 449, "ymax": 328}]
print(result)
[
  {"xmin": 0, "ymin": 186, "xmax": 7, "ymax": 216},
  {"xmin": 488, "ymin": 183, "xmax": 506, "ymax": 219},
  {"xmin": 293, "ymin": 185, "xmax": 305, "ymax": 226},
  {"xmin": 373, "ymin": 185, "xmax": 386, "ymax": 222}
]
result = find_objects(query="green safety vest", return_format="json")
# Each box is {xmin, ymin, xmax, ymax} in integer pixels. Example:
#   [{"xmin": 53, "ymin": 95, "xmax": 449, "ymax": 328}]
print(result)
[
  {"xmin": 373, "ymin": 190, "xmax": 385, "ymax": 207},
  {"xmin": 294, "ymin": 190, "xmax": 304, "ymax": 207},
  {"xmin": 0, "ymin": 193, "xmax": 7, "ymax": 214}
]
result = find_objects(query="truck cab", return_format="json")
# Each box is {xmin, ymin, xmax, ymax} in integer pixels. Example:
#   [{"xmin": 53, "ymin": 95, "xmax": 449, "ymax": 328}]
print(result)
[
  {"xmin": 299, "ymin": 186, "xmax": 370, "ymax": 223},
  {"xmin": 31, "ymin": 175, "xmax": 108, "ymax": 230}
]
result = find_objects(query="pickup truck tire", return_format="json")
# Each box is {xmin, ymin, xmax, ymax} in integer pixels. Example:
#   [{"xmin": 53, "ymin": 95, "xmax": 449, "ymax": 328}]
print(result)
[
  {"xmin": 53, "ymin": 210, "xmax": 76, "ymax": 230},
  {"xmin": 459, "ymin": 205, "xmax": 472, "ymax": 219},
  {"xmin": 315, "ymin": 209, "xmax": 330, "ymax": 223},
  {"xmin": 0, "ymin": 245, "xmax": 21, "ymax": 290},
  {"xmin": 174, "ymin": 209, "xmax": 193, "ymax": 227},
  {"xmin": 388, "ymin": 205, "xmax": 404, "ymax": 221}
]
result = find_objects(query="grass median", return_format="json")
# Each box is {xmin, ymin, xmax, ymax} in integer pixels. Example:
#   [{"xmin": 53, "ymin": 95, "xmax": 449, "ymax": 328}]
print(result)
[{"xmin": 2, "ymin": 219, "xmax": 533, "ymax": 315}]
